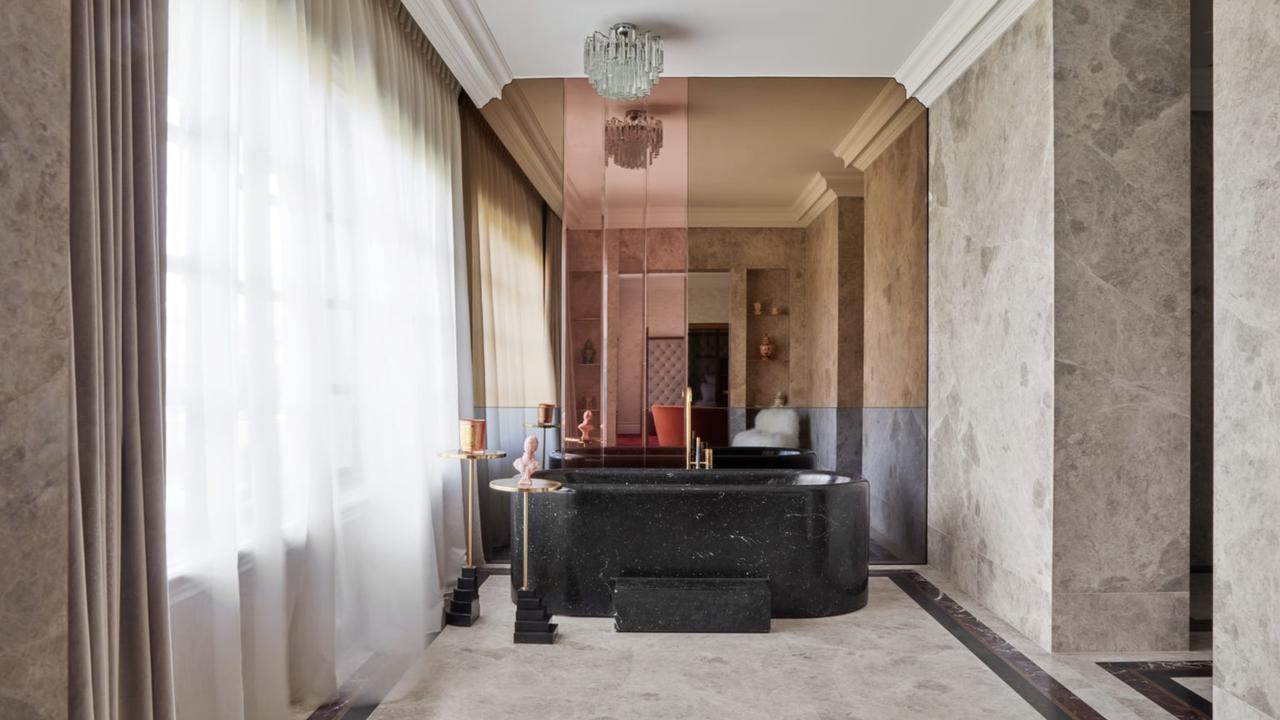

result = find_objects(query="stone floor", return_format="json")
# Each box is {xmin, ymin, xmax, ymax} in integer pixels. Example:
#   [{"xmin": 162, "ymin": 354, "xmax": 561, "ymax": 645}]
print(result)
[{"xmin": 323, "ymin": 567, "xmax": 1212, "ymax": 720}]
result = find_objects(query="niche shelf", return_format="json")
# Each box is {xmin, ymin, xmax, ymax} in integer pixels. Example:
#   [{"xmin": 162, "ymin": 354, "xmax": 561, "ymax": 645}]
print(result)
[{"xmin": 745, "ymin": 269, "xmax": 790, "ymax": 409}]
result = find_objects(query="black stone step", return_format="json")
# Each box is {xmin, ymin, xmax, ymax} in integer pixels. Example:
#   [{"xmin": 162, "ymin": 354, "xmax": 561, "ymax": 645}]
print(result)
[
  {"xmin": 612, "ymin": 577, "xmax": 771, "ymax": 633},
  {"xmin": 444, "ymin": 570, "xmax": 482, "ymax": 627},
  {"xmin": 514, "ymin": 623, "xmax": 558, "ymax": 644},
  {"xmin": 515, "ymin": 620, "xmax": 555, "ymax": 633},
  {"xmin": 445, "ymin": 602, "xmax": 479, "ymax": 627},
  {"xmin": 516, "ymin": 607, "xmax": 551, "ymax": 622},
  {"xmin": 516, "ymin": 597, "xmax": 545, "ymax": 610}
]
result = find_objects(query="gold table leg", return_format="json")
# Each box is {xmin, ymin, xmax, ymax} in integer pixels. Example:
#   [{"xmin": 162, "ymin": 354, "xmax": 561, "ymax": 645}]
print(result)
[
  {"xmin": 522, "ymin": 491, "xmax": 530, "ymax": 591},
  {"xmin": 466, "ymin": 457, "xmax": 475, "ymax": 568}
]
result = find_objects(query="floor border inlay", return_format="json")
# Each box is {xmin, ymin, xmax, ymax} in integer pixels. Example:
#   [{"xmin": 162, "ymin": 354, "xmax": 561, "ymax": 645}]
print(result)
[
  {"xmin": 1097, "ymin": 661, "xmax": 1212, "ymax": 719},
  {"xmin": 875, "ymin": 570, "xmax": 1106, "ymax": 720}
]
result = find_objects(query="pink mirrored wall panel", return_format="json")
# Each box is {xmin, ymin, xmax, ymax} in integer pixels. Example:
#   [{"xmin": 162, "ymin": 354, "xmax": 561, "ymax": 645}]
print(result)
[{"xmin": 563, "ymin": 78, "xmax": 688, "ymax": 453}]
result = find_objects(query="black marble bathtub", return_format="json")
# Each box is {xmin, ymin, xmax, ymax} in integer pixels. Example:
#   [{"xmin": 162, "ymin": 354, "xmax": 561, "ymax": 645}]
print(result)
[
  {"xmin": 511, "ymin": 468, "xmax": 869, "ymax": 618},
  {"xmin": 548, "ymin": 446, "xmax": 817, "ymax": 470}
]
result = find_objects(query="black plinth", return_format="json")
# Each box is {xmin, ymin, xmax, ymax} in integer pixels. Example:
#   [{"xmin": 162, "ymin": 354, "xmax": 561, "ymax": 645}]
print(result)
[
  {"xmin": 513, "ymin": 589, "xmax": 558, "ymax": 644},
  {"xmin": 445, "ymin": 567, "xmax": 481, "ymax": 627},
  {"xmin": 613, "ymin": 577, "xmax": 771, "ymax": 633}
]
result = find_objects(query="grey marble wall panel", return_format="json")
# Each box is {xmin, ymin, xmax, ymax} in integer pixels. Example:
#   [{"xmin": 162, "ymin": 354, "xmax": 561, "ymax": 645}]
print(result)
[
  {"xmin": 1050, "ymin": 0, "xmax": 1190, "ymax": 652},
  {"xmin": 1214, "ymin": 0, "xmax": 1280, "ymax": 716},
  {"xmin": 863, "ymin": 408, "xmax": 926, "ymax": 564},
  {"xmin": 928, "ymin": 0, "xmax": 1056, "ymax": 650},
  {"xmin": 0, "ymin": 1, "xmax": 72, "ymax": 718}
]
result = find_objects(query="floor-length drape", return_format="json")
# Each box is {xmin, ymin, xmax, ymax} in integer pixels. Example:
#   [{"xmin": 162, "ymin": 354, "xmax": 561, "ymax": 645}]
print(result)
[
  {"xmin": 461, "ymin": 101, "xmax": 558, "ymax": 556},
  {"xmin": 68, "ymin": 0, "xmax": 177, "ymax": 718},
  {"xmin": 164, "ymin": 0, "xmax": 466, "ymax": 717}
]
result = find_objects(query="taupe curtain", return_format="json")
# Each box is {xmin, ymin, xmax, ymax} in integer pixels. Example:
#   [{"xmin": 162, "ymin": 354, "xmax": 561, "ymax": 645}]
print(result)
[
  {"xmin": 68, "ymin": 1, "xmax": 176, "ymax": 719},
  {"xmin": 461, "ymin": 100, "xmax": 558, "ymax": 555},
  {"xmin": 461, "ymin": 101, "xmax": 557, "ymax": 407},
  {"xmin": 543, "ymin": 209, "xmax": 564, "ymax": 400}
]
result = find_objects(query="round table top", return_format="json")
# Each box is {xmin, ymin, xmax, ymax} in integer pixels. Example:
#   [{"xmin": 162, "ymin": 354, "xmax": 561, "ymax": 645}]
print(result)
[
  {"xmin": 488, "ymin": 477, "xmax": 562, "ymax": 493},
  {"xmin": 439, "ymin": 449, "xmax": 508, "ymax": 460},
  {"xmin": 524, "ymin": 422, "xmax": 558, "ymax": 429}
]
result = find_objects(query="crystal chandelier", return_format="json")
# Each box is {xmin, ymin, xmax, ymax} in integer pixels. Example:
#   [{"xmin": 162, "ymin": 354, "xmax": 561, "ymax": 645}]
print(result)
[
  {"xmin": 584, "ymin": 23, "xmax": 664, "ymax": 101},
  {"xmin": 605, "ymin": 110, "xmax": 663, "ymax": 170}
]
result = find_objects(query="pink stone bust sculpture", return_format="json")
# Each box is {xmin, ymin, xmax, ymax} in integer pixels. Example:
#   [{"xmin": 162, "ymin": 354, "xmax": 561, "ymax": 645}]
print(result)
[
  {"xmin": 578, "ymin": 410, "xmax": 595, "ymax": 443},
  {"xmin": 513, "ymin": 435, "xmax": 540, "ymax": 487}
]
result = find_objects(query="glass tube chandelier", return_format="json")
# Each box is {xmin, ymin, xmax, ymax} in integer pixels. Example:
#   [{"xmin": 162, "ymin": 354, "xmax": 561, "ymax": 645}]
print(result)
[
  {"xmin": 584, "ymin": 23, "xmax": 664, "ymax": 101},
  {"xmin": 605, "ymin": 110, "xmax": 663, "ymax": 170}
]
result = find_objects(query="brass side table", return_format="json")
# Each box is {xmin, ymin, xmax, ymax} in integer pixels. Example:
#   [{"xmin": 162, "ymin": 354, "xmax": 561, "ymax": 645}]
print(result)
[
  {"xmin": 439, "ymin": 449, "xmax": 506, "ymax": 627},
  {"xmin": 523, "ymin": 422, "xmax": 557, "ymax": 467},
  {"xmin": 489, "ymin": 477, "xmax": 561, "ymax": 644}
]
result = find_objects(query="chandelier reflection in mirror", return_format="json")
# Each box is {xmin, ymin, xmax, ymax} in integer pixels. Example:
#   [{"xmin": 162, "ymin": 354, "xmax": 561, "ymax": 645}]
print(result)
[
  {"xmin": 605, "ymin": 110, "xmax": 663, "ymax": 170},
  {"xmin": 584, "ymin": 22, "xmax": 664, "ymax": 101}
]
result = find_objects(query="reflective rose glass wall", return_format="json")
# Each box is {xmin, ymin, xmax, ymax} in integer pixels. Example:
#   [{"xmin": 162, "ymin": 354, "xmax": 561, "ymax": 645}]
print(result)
[{"xmin": 563, "ymin": 78, "xmax": 689, "ymax": 450}]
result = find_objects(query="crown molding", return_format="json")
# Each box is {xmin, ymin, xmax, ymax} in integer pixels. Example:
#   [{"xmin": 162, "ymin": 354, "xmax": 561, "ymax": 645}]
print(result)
[
  {"xmin": 565, "ymin": 171, "xmax": 865, "ymax": 230},
  {"xmin": 401, "ymin": 0, "xmax": 512, "ymax": 107},
  {"xmin": 793, "ymin": 171, "xmax": 864, "ymax": 227},
  {"xmin": 835, "ymin": 82, "xmax": 925, "ymax": 170},
  {"xmin": 836, "ymin": 82, "xmax": 907, "ymax": 167},
  {"xmin": 480, "ymin": 83, "xmax": 564, "ymax": 213},
  {"xmin": 895, "ymin": 0, "xmax": 1036, "ymax": 107}
]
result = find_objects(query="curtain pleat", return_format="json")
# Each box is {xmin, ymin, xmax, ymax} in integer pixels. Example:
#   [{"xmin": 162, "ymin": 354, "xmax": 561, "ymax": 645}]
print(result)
[
  {"xmin": 69, "ymin": 1, "xmax": 177, "ymax": 719},
  {"xmin": 460, "ymin": 100, "xmax": 558, "ymax": 555},
  {"xmin": 163, "ymin": 0, "xmax": 466, "ymax": 717}
]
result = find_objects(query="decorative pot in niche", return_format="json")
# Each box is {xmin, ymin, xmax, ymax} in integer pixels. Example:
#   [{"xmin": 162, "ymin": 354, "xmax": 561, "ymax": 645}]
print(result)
[
  {"xmin": 581, "ymin": 338, "xmax": 597, "ymax": 364},
  {"xmin": 759, "ymin": 334, "xmax": 775, "ymax": 361}
]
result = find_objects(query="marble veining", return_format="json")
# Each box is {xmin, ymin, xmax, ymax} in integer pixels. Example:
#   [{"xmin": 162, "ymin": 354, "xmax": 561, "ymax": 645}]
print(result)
[
  {"xmin": 0, "ymin": 1, "xmax": 73, "ymax": 718},
  {"xmin": 368, "ymin": 575, "xmax": 1047, "ymax": 720},
  {"xmin": 1050, "ymin": 0, "xmax": 1190, "ymax": 651},
  {"xmin": 928, "ymin": 0, "xmax": 1056, "ymax": 650},
  {"xmin": 931, "ymin": 0, "xmax": 1191, "ymax": 653},
  {"xmin": 513, "ymin": 469, "xmax": 869, "ymax": 618},
  {"xmin": 1213, "ymin": 0, "xmax": 1280, "ymax": 716}
]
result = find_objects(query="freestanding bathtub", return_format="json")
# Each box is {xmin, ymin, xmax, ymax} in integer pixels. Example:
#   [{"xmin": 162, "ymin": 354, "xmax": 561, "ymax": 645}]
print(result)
[{"xmin": 510, "ymin": 468, "xmax": 869, "ymax": 618}]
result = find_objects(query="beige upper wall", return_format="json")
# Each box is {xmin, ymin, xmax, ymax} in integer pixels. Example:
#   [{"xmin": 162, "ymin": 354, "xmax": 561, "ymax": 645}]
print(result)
[
  {"xmin": 688, "ymin": 78, "xmax": 886, "ymax": 211},
  {"xmin": 502, "ymin": 77, "xmax": 891, "ymax": 221},
  {"xmin": 864, "ymin": 113, "xmax": 927, "ymax": 408}
]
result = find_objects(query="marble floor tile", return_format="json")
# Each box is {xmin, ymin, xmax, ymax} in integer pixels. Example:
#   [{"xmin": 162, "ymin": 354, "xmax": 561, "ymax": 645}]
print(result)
[{"xmin": 300, "ymin": 566, "xmax": 1217, "ymax": 720}]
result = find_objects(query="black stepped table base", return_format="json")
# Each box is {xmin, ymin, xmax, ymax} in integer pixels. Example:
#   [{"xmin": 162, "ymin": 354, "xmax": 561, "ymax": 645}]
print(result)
[
  {"xmin": 613, "ymin": 577, "xmax": 772, "ymax": 633},
  {"xmin": 513, "ymin": 589, "xmax": 558, "ymax": 644},
  {"xmin": 445, "ymin": 567, "xmax": 481, "ymax": 627}
]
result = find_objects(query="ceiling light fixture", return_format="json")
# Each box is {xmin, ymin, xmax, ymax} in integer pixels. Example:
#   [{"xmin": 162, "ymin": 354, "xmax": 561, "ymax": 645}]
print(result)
[
  {"xmin": 605, "ymin": 110, "xmax": 663, "ymax": 170},
  {"xmin": 584, "ymin": 22, "xmax": 664, "ymax": 101}
]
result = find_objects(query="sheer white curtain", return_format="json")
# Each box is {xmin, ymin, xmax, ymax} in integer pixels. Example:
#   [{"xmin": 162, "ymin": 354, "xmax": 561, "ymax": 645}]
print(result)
[{"xmin": 165, "ymin": 0, "xmax": 467, "ymax": 717}]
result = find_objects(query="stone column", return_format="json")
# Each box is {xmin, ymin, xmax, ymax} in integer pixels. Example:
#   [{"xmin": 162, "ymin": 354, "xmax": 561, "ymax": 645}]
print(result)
[
  {"xmin": 929, "ymin": 0, "xmax": 1190, "ymax": 652},
  {"xmin": 1213, "ymin": 1, "xmax": 1280, "ymax": 716},
  {"xmin": 0, "ymin": 1, "xmax": 73, "ymax": 717},
  {"xmin": 1049, "ymin": 0, "xmax": 1191, "ymax": 652}
]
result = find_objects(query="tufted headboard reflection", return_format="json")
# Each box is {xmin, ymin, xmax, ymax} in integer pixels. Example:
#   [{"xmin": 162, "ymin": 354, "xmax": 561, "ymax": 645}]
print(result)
[{"xmin": 647, "ymin": 337, "xmax": 686, "ymax": 408}]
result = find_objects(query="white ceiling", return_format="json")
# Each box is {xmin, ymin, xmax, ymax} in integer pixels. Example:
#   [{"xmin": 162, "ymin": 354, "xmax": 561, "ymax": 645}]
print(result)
[{"xmin": 473, "ymin": 0, "xmax": 955, "ymax": 79}]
